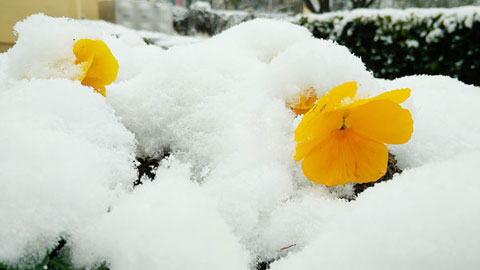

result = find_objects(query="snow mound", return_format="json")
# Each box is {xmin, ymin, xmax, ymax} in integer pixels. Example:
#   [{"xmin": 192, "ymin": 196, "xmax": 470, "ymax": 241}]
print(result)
[
  {"xmin": 70, "ymin": 159, "xmax": 249, "ymax": 270},
  {"xmin": 382, "ymin": 75, "xmax": 480, "ymax": 169},
  {"xmin": 108, "ymin": 18, "xmax": 377, "ymax": 161},
  {"xmin": 270, "ymin": 151, "xmax": 480, "ymax": 270},
  {"xmin": 0, "ymin": 79, "xmax": 137, "ymax": 266},
  {"xmin": 106, "ymin": 18, "xmax": 377, "ymax": 259},
  {"xmin": 4, "ymin": 15, "xmax": 102, "ymax": 85},
  {"xmin": 0, "ymin": 13, "xmax": 164, "ymax": 90}
]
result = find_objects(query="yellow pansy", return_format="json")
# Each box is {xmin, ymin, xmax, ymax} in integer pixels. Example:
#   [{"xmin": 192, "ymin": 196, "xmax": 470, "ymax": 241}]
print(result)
[
  {"xmin": 294, "ymin": 81, "xmax": 413, "ymax": 186},
  {"xmin": 73, "ymin": 39, "xmax": 119, "ymax": 97}
]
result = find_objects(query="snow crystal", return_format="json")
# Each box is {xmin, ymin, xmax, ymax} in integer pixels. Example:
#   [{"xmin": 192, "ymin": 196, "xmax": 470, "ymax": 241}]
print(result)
[
  {"xmin": 270, "ymin": 152, "xmax": 480, "ymax": 270},
  {"xmin": 70, "ymin": 159, "xmax": 249, "ymax": 270},
  {"xmin": 0, "ymin": 79, "xmax": 136, "ymax": 266}
]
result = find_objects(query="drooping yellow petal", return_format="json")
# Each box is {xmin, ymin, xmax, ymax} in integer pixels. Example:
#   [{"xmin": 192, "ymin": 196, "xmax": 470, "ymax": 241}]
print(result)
[
  {"xmin": 73, "ymin": 39, "xmax": 119, "ymax": 96},
  {"xmin": 294, "ymin": 110, "xmax": 343, "ymax": 162},
  {"xmin": 301, "ymin": 129, "xmax": 388, "ymax": 186},
  {"xmin": 345, "ymin": 99, "xmax": 413, "ymax": 144},
  {"xmin": 314, "ymin": 81, "xmax": 357, "ymax": 113},
  {"xmin": 288, "ymin": 88, "xmax": 318, "ymax": 115},
  {"xmin": 373, "ymin": 88, "xmax": 411, "ymax": 104},
  {"xmin": 343, "ymin": 88, "xmax": 411, "ymax": 110}
]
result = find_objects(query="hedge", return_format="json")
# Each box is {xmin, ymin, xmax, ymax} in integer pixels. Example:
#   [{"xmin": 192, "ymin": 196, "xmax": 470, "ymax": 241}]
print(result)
[{"xmin": 298, "ymin": 7, "xmax": 480, "ymax": 85}]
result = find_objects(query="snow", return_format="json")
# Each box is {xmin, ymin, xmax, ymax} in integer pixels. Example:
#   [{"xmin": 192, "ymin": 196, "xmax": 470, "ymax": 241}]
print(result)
[
  {"xmin": 270, "ymin": 152, "xmax": 480, "ymax": 270},
  {"xmin": 107, "ymin": 18, "xmax": 378, "ymax": 159},
  {"xmin": 5, "ymin": 15, "xmax": 100, "ymax": 84},
  {"xmin": 405, "ymin": 39, "xmax": 419, "ymax": 48},
  {"xmin": 0, "ymin": 79, "xmax": 137, "ymax": 266},
  {"xmin": 382, "ymin": 75, "xmax": 480, "ymax": 169},
  {"xmin": 426, "ymin": 28, "xmax": 444, "ymax": 43},
  {"xmin": 1, "ymin": 13, "xmax": 480, "ymax": 270},
  {"xmin": 0, "ymin": 14, "xmax": 199, "ymax": 90},
  {"xmin": 70, "ymin": 159, "xmax": 249, "ymax": 270}
]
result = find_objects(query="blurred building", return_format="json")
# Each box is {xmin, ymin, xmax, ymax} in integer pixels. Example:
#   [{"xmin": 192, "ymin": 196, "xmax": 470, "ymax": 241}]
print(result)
[{"xmin": 114, "ymin": 0, "xmax": 174, "ymax": 33}]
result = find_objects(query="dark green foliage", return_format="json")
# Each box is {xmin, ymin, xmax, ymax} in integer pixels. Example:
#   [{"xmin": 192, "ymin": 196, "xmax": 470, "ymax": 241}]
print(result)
[{"xmin": 299, "ymin": 12, "xmax": 480, "ymax": 85}]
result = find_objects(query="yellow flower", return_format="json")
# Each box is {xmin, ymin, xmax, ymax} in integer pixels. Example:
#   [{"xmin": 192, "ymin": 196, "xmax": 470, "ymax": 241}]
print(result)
[
  {"xmin": 73, "ymin": 39, "xmax": 119, "ymax": 97},
  {"xmin": 294, "ymin": 81, "xmax": 413, "ymax": 186},
  {"xmin": 288, "ymin": 88, "xmax": 318, "ymax": 115}
]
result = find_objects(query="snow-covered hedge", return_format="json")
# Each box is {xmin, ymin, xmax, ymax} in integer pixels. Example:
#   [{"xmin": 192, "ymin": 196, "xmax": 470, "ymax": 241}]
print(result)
[{"xmin": 298, "ymin": 6, "xmax": 480, "ymax": 85}]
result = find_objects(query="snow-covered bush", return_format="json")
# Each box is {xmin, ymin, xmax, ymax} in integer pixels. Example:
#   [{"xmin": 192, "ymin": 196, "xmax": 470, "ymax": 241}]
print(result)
[{"xmin": 299, "ymin": 6, "xmax": 480, "ymax": 85}]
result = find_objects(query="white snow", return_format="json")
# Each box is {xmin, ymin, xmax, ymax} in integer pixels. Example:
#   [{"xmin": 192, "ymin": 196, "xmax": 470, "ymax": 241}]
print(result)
[
  {"xmin": 0, "ymin": 79, "xmax": 137, "ymax": 266},
  {"xmin": 107, "ymin": 18, "xmax": 378, "ymax": 159},
  {"xmin": 270, "ymin": 151, "xmax": 480, "ymax": 270},
  {"xmin": 1, "ymin": 13, "xmax": 480, "ymax": 270},
  {"xmin": 382, "ymin": 75, "xmax": 480, "ymax": 169},
  {"xmin": 70, "ymin": 159, "xmax": 249, "ymax": 270},
  {"xmin": 5, "ymin": 15, "xmax": 101, "ymax": 85}
]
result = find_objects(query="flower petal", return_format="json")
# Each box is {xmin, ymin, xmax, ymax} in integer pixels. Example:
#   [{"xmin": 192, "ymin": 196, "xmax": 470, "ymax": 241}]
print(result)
[
  {"xmin": 289, "ymin": 88, "xmax": 318, "ymax": 115},
  {"xmin": 344, "ymin": 88, "xmax": 411, "ymax": 110},
  {"xmin": 346, "ymin": 99, "xmax": 413, "ymax": 144},
  {"xmin": 301, "ymin": 129, "xmax": 388, "ymax": 186},
  {"xmin": 373, "ymin": 88, "xmax": 411, "ymax": 104},
  {"xmin": 294, "ymin": 82, "xmax": 358, "ymax": 161},
  {"xmin": 73, "ymin": 39, "xmax": 119, "ymax": 96},
  {"xmin": 314, "ymin": 81, "xmax": 357, "ymax": 113},
  {"xmin": 294, "ymin": 110, "xmax": 343, "ymax": 162}
]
